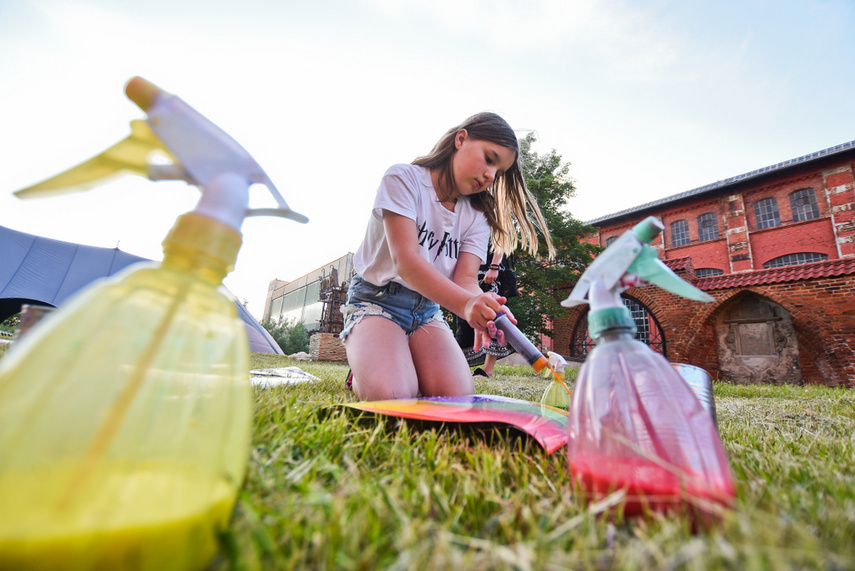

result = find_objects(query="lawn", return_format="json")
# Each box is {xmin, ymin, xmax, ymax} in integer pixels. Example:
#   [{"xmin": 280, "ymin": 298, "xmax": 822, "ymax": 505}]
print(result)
[{"xmin": 211, "ymin": 354, "xmax": 855, "ymax": 570}]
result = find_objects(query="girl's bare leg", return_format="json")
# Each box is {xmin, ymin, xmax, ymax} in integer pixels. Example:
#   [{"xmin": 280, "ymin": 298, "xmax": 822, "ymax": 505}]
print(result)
[
  {"xmin": 483, "ymin": 353, "xmax": 498, "ymax": 376},
  {"xmin": 345, "ymin": 316, "xmax": 419, "ymax": 400},
  {"xmin": 409, "ymin": 322, "xmax": 475, "ymax": 397}
]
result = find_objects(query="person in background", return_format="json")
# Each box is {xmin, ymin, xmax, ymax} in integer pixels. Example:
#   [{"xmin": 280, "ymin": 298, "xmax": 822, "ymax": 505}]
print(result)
[
  {"xmin": 456, "ymin": 247, "xmax": 519, "ymax": 378},
  {"xmin": 341, "ymin": 112, "xmax": 554, "ymax": 400}
]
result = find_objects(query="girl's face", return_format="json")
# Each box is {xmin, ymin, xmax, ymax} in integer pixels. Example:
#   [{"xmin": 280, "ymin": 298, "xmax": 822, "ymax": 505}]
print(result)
[{"xmin": 451, "ymin": 130, "xmax": 516, "ymax": 198}]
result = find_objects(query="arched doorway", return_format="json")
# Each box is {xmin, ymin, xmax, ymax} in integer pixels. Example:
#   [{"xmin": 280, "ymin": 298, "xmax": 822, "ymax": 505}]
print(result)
[
  {"xmin": 715, "ymin": 292, "xmax": 802, "ymax": 384},
  {"xmin": 569, "ymin": 294, "xmax": 666, "ymax": 359}
]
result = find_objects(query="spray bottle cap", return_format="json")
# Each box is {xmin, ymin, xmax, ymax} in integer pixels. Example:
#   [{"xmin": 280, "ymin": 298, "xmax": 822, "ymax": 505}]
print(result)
[
  {"xmin": 124, "ymin": 76, "xmax": 307, "ymax": 230},
  {"xmin": 586, "ymin": 280, "xmax": 636, "ymax": 338},
  {"xmin": 631, "ymin": 216, "xmax": 662, "ymax": 244},
  {"xmin": 13, "ymin": 77, "xmax": 308, "ymax": 278},
  {"xmin": 547, "ymin": 351, "xmax": 568, "ymax": 373}
]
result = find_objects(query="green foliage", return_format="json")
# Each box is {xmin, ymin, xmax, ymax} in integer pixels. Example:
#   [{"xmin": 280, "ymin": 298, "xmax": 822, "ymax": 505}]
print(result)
[
  {"xmin": 509, "ymin": 134, "xmax": 600, "ymax": 341},
  {"xmin": 284, "ymin": 322, "xmax": 310, "ymax": 355},
  {"xmin": 0, "ymin": 314, "xmax": 19, "ymax": 334},
  {"xmin": 261, "ymin": 318, "xmax": 310, "ymax": 355}
]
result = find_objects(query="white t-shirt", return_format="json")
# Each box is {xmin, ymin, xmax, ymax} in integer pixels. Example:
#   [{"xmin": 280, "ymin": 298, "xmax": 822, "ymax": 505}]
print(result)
[{"xmin": 354, "ymin": 164, "xmax": 490, "ymax": 290}]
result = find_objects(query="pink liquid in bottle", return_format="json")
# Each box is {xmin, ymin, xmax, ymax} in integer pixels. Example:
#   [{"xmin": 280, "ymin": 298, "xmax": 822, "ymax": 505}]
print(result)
[{"xmin": 567, "ymin": 328, "xmax": 735, "ymax": 524}]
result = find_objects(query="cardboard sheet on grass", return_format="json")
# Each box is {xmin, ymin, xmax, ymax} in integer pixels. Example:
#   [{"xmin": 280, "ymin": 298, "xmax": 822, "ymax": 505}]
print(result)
[{"xmin": 342, "ymin": 395, "xmax": 569, "ymax": 454}]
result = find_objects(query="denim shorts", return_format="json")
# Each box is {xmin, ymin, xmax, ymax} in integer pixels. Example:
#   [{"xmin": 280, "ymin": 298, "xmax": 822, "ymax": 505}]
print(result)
[{"xmin": 340, "ymin": 275, "xmax": 447, "ymax": 340}]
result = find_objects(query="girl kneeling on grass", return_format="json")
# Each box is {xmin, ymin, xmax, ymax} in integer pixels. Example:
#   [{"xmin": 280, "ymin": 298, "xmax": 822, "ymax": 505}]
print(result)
[{"xmin": 341, "ymin": 112, "xmax": 554, "ymax": 400}]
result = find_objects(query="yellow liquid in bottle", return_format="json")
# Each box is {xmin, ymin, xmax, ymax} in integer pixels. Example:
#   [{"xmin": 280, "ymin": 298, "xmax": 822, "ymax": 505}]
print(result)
[
  {"xmin": 0, "ymin": 465, "xmax": 235, "ymax": 570},
  {"xmin": 541, "ymin": 369, "xmax": 572, "ymax": 410},
  {"xmin": 0, "ymin": 226, "xmax": 250, "ymax": 571}
]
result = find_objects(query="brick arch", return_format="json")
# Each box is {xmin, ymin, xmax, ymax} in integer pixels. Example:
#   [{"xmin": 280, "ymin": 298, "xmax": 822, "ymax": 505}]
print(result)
[
  {"xmin": 623, "ymin": 287, "xmax": 660, "ymax": 312},
  {"xmin": 751, "ymin": 285, "xmax": 847, "ymax": 385},
  {"xmin": 681, "ymin": 287, "xmax": 845, "ymax": 384},
  {"xmin": 621, "ymin": 286, "xmax": 671, "ymax": 331},
  {"xmin": 667, "ymin": 289, "xmax": 744, "ymax": 370},
  {"xmin": 625, "ymin": 285, "xmax": 702, "ymax": 363}
]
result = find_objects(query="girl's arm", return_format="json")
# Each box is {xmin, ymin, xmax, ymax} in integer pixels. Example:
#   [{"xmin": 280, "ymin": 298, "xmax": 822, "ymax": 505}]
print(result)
[
  {"xmin": 451, "ymin": 250, "xmax": 486, "ymax": 296},
  {"xmin": 383, "ymin": 210, "xmax": 503, "ymax": 330},
  {"xmin": 483, "ymin": 249, "xmax": 503, "ymax": 284}
]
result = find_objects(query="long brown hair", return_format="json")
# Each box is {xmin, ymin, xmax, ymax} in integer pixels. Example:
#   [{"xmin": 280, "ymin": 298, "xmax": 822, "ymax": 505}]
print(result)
[{"xmin": 413, "ymin": 112, "xmax": 555, "ymax": 259}]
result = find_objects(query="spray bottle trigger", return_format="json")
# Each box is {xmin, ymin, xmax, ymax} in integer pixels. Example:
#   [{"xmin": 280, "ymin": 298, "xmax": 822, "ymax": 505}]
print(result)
[
  {"xmin": 13, "ymin": 120, "xmax": 174, "ymax": 199},
  {"xmin": 627, "ymin": 245, "xmax": 713, "ymax": 302},
  {"xmin": 560, "ymin": 231, "xmax": 643, "ymax": 307},
  {"xmin": 244, "ymin": 180, "xmax": 309, "ymax": 224}
]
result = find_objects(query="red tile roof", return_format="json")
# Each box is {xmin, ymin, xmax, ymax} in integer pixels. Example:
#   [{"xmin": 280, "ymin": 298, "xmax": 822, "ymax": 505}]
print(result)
[
  {"xmin": 696, "ymin": 258, "xmax": 855, "ymax": 290},
  {"xmin": 663, "ymin": 256, "xmax": 693, "ymax": 272}
]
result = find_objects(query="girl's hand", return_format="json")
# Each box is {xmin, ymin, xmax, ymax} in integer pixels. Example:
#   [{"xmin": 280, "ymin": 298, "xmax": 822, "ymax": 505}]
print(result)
[
  {"xmin": 474, "ymin": 320, "xmax": 506, "ymax": 350},
  {"xmin": 463, "ymin": 292, "xmax": 505, "ymax": 331},
  {"xmin": 496, "ymin": 305, "xmax": 516, "ymax": 324},
  {"xmin": 483, "ymin": 267, "xmax": 499, "ymax": 284},
  {"xmin": 471, "ymin": 302, "xmax": 514, "ymax": 350}
]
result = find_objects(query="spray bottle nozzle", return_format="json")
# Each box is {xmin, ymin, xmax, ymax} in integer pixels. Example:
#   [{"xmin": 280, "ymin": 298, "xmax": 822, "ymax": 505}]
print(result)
[
  {"xmin": 561, "ymin": 215, "xmax": 712, "ymax": 309},
  {"xmin": 631, "ymin": 217, "xmax": 664, "ymax": 244},
  {"xmin": 14, "ymin": 76, "xmax": 308, "ymax": 228}
]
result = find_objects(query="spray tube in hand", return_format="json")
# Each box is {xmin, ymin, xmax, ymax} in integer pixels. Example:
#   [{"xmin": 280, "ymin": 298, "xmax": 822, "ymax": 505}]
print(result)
[{"xmin": 493, "ymin": 313, "xmax": 548, "ymax": 373}]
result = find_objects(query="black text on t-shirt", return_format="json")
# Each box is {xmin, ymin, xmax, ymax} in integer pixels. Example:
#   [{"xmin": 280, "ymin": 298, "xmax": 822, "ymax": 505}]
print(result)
[{"xmin": 417, "ymin": 221, "xmax": 460, "ymax": 261}]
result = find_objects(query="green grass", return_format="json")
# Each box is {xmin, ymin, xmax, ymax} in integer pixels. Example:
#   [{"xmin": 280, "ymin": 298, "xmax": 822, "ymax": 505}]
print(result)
[{"xmin": 210, "ymin": 355, "xmax": 855, "ymax": 570}]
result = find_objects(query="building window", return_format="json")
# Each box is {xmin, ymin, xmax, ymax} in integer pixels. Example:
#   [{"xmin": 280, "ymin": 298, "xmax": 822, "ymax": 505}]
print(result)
[
  {"xmin": 670, "ymin": 219, "xmax": 690, "ymax": 247},
  {"xmin": 696, "ymin": 268, "xmax": 724, "ymax": 278},
  {"xmin": 789, "ymin": 188, "xmax": 820, "ymax": 222},
  {"xmin": 623, "ymin": 297, "xmax": 653, "ymax": 346},
  {"xmin": 763, "ymin": 252, "xmax": 828, "ymax": 269},
  {"xmin": 753, "ymin": 197, "xmax": 781, "ymax": 229},
  {"xmin": 605, "ymin": 236, "xmax": 618, "ymax": 247},
  {"xmin": 697, "ymin": 213, "xmax": 720, "ymax": 241}
]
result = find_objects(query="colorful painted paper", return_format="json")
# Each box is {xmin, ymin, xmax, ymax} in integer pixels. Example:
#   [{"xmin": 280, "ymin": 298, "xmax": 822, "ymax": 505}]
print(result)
[{"xmin": 343, "ymin": 394, "xmax": 569, "ymax": 454}]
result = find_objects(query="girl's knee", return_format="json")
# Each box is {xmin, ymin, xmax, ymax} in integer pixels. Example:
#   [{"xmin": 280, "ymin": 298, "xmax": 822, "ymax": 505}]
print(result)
[{"xmin": 353, "ymin": 374, "xmax": 418, "ymax": 401}]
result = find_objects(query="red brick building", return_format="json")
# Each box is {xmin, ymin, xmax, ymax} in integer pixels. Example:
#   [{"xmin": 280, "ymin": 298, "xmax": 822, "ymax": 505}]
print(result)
[{"xmin": 554, "ymin": 141, "xmax": 855, "ymax": 388}]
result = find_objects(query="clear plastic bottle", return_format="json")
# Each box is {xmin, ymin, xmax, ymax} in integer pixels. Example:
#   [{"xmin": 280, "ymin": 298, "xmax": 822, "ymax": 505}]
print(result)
[
  {"xmin": 0, "ymin": 77, "xmax": 306, "ymax": 570},
  {"xmin": 563, "ymin": 218, "xmax": 734, "ymax": 521},
  {"xmin": 566, "ymin": 303, "xmax": 735, "ymax": 518}
]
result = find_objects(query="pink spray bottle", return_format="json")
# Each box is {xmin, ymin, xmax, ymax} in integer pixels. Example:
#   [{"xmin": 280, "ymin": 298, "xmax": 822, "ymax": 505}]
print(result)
[{"xmin": 562, "ymin": 217, "xmax": 735, "ymax": 522}]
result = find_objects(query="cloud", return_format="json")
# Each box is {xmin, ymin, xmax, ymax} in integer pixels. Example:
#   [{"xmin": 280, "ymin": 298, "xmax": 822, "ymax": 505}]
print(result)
[{"xmin": 361, "ymin": 0, "xmax": 681, "ymax": 80}]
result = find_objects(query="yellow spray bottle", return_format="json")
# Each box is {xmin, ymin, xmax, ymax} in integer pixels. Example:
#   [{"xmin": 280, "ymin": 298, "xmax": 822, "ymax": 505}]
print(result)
[
  {"xmin": 540, "ymin": 351, "xmax": 571, "ymax": 410},
  {"xmin": 0, "ymin": 77, "xmax": 307, "ymax": 570}
]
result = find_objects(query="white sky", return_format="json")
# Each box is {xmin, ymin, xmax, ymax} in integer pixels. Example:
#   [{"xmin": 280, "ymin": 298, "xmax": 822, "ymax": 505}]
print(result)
[{"xmin": 2, "ymin": 0, "xmax": 854, "ymax": 319}]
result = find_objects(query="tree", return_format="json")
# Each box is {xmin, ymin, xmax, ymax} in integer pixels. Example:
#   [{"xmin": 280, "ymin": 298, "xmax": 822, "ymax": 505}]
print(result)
[
  {"xmin": 1, "ymin": 314, "xmax": 19, "ymax": 334},
  {"xmin": 261, "ymin": 318, "xmax": 310, "ymax": 355},
  {"xmin": 283, "ymin": 321, "xmax": 310, "ymax": 355},
  {"xmin": 507, "ymin": 134, "xmax": 599, "ymax": 343}
]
